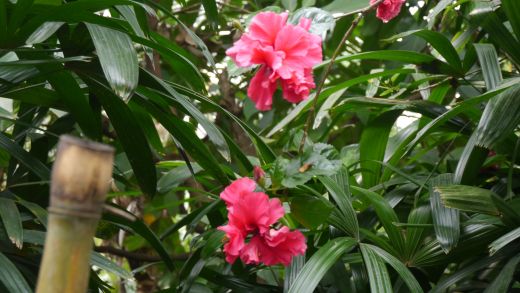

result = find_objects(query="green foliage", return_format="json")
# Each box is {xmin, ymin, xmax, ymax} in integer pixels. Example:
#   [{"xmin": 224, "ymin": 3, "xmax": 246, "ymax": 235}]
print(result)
[{"xmin": 0, "ymin": 0, "xmax": 519, "ymax": 292}]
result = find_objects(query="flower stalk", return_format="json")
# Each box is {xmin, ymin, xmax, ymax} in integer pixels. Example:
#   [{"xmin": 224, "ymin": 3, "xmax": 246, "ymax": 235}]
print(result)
[{"xmin": 35, "ymin": 135, "xmax": 114, "ymax": 293}]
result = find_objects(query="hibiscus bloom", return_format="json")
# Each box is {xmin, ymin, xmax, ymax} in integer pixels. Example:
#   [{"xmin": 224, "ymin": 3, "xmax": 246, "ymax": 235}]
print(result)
[
  {"xmin": 217, "ymin": 178, "xmax": 307, "ymax": 266},
  {"xmin": 371, "ymin": 0, "xmax": 406, "ymax": 23},
  {"xmin": 240, "ymin": 227, "xmax": 307, "ymax": 266},
  {"xmin": 226, "ymin": 12, "xmax": 323, "ymax": 111}
]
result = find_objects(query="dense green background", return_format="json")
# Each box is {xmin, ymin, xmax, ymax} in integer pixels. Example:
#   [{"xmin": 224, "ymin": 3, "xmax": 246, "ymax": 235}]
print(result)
[{"xmin": 0, "ymin": 0, "xmax": 519, "ymax": 292}]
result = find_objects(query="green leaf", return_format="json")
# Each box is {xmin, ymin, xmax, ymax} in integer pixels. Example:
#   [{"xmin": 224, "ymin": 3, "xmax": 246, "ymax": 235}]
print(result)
[
  {"xmin": 290, "ymin": 196, "xmax": 333, "ymax": 229},
  {"xmin": 429, "ymin": 174, "xmax": 459, "ymax": 253},
  {"xmin": 103, "ymin": 206, "xmax": 175, "ymax": 271},
  {"xmin": 143, "ymin": 0, "xmax": 216, "ymax": 67},
  {"xmin": 86, "ymin": 23, "xmax": 138, "ymax": 102},
  {"xmin": 0, "ymin": 56, "xmax": 90, "ymax": 66},
  {"xmin": 351, "ymin": 186, "xmax": 405, "ymax": 254},
  {"xmin": 267, "ymin": 68, "xmax": 415, "ymax": 137},
  {"xmin": 388, "ymin": 30, "xmax": 462, "ymax": 71},
  {"xmin": 284, "ymin": 255, "xmax": 305, "ymax": 293},
  {"xmin": 144, "ymin": 32, "xmax": 204, "ymax": 89},
  {"xmin": 46, "ymin": 70, "xmax": 101, "ymax": 139},
  {"xmin": 201, "ymin": 230, "xmax": 225, "ymax": 259},
  {"xmin": 23, "ymin": 229, "xmax": 132, "ymax": 279},
  {"xmin": 474, "ymin": 44, "xmax": 502, "ymax": 90},
  {"xmin": 199, "ymin": 267, "xmax": 276, "ymax": 292},
  {"xmin": 404, "ymin": 206, "xmax": 431, "ymax": 260},
  {"xmin": 141, "ymin": 74, "xmax": 230, "ymax": 161},
  {"xmin": 201, "ymin": 0, "xmax": 218, "ymax": 28},
  {"xmin": 282, "ymin": 0, "xmax": 297, "ymax": 11},
  {"xmin": 280, "ymin": 143, "xmax": 342, "ymax": 188},
  {"xmin": 361, "ymin": 244, "xmax": 424, "ymax": 293},
  {"xmin": 91, "ymin": 252, "xmax": 133, "ymax": 279},
  {"xmin": 475, "ymin": 84, "xmax": 520, "ymax": 148},
  {"xmin": 489, "ymin": 227, "xmax": 520, "ymax": 255},
  {"xmin": 288, "ymin": 237, "xmax": 357, "ymax": 293},
  {"xmin": 484, "ymin": 253, "xmax": 520, "ymax": 293},
  {"xmin": 479, "ymin": 13, "xmax": 520, "ymax": 67},
  {"xmin": 435, "ymin": 185, "xmax": 499, "ymax": 215},
  {"xmin": 16, "ymin": 198, "xmax": 48, "ymax": 228},
  {"xmin": 453, "ymin": 133, "xmax": 488, "ymax": 185},
  {"xmin": 0, "ymin": 198, "xmax": 23, "ymax": 249},
  {"xmin": 316, "ymin": 50, "xmax": 437, "ymax": 70},
  {"xmin": 427, "ymin": 0, "xmax": 452, "ymax": 29},
  {"xmin": 403, "ymin": 81, "xmax": 516, "ymax": 156},
  {"xmin": 501, "ymin": 0, "xmax": 520, "ymax": 43},
  {"xmin": 160, "ymin": 200, "xmax": 221, "ymax": 240},
  {"xmin": 322, "ymin": 0, "xmax": 366, "ymax": 14},
  {"xmin": 360, "ymin": 110, "xmax": 401, "ymax": 187},
  {"xmin": 289, "ymin": 8, "xmax": 335, "ymax": 35},
  {"xmin": 0, "ymin": 252, "xmax": 31, "ymax": 293},
  {"xmin": 163, "ymin": 82, "xmax": 276, "ymax": 163},
  {"xmin": 431, "ymin": 252, "xmax": 507, "ymax": 293},
  {"xmin": 0, "ymin": 132, "xmax": 50, "ymax": 180},
  {"xmin": 360, "ymin": 244, "xmax": 392, "ymax": 293},
  {"xmin": 87, "ymin": 78, "xmax": 156, "ymax": 197},
  {"xmin": 133, "ymin": 93, "xmax": 229, "ymax": 185},
  {"xmin": 319, "ymin": 172, "xmax": 359, "ymax": 239},
  {"xmin": 157, "ymin": 163, "xmax": 203, "ymax": 194}
]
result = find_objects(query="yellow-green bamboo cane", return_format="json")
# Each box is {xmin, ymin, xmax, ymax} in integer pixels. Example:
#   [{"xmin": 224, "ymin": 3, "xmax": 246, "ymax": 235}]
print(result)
[{"xmin": 36, "ymin": 135, "xmax": 114, "ymax": 293}]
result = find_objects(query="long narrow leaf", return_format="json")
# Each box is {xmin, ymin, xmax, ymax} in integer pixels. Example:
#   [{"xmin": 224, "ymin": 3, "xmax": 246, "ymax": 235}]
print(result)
[
  {"xmin": 0, "ymin": 198, "xmax": 23, "ymax": 249},
  {"xmin": 86, "ymin": 23, "xmax": 138, "ymax": 101},
  {"xmin": 475, "ymin": 84, "xmax": 520, "ymax": 148},
  {"xmin": 319, "ymin": 175, "xmax": 359, "ymax": 239},
  {"xmin": 288, "ymin": 237, "xmax": 357, "ymax": 293},
  {"xmin": 484, "ymin": 253, "xmax": 520, "ymax": 293},
  {"xmin": 429, "ymin": 174, "xmax": 459, "ymax": 253},
  {"xmin": 360, "ymin": 244, "xmax": 392, "ymax": 293},
  {"xmin": 0, "ymin": 132, "xmax": 50, "ymax": 180},
  {"xmin": 362, "ymin": 244, "xmax": 424, "ymax": 293},
  {"xmin": 489, "ymin": 227, "xmax": 520, "ymax": 255},
  {"xmin": 474, "ymin": 44, "xmax": 502, "ymax": 90},
  {"xmin": 0, "ymin": 252, "xmax": 31, "ymax": 293}
]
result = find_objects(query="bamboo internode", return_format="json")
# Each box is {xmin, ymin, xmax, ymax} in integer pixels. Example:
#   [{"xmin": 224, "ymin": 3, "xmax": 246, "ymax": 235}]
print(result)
[{"xmin": 36, "ymin": 135, "xmax": 114, "ymax": 293}]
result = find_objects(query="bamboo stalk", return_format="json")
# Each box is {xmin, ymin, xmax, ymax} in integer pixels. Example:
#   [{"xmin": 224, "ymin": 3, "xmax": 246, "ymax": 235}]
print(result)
[{"xmin": 36, "ymin": 135, "xmax": 114, "ymax": 293}]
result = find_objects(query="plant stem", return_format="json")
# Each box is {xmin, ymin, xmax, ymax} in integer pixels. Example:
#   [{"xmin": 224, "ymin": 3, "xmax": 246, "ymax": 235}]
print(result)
[{"xmin": 299, "ymin": 0, "xmax": 384, "ymax": 153}]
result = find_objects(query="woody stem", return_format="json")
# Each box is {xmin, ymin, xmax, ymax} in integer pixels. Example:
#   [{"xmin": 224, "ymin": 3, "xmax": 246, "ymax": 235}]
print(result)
[{"xmin": 299, "ymin": 0, "xmax": 385, "ymax": 153}]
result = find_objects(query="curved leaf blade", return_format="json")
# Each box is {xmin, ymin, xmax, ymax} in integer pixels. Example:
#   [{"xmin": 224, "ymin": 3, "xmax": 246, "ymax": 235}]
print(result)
[
  {"xmin": 86, "ymin": 23, "xmax": 138, "ymax": 102},
  {"xmin": 0, "ymin": 252, "xmax": 31, "ymax": 293},
  {"xmin": 288, "ymin": 237, "xmax": 357, "ymax": 293}
]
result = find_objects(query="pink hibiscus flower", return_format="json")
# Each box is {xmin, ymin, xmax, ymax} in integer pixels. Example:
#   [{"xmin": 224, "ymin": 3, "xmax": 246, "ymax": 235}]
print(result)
[
  {"xmin": 371, "ymin": 0, "xmax": 406, "ymax": 23},
  {"xmin": 217, "ymin": 178, "xmax": 307, "ymax": 266},
  {"xmin": 240, "ymin": 227, "xmax": 307, "ymax": 266},
  {"xmin": 226, "ymin": 12, "xmax": 323, "ymax": 111}
]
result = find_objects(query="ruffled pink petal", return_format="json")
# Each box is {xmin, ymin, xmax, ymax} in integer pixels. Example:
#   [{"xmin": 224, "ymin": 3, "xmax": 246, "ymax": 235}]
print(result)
[
  {"xmin": 371, "ymin": 0, "xmax": 406, "ymax": 23},
  {"xmin": 247, "ymin": 66, "xmax": 278, "ymax": 111},
  {"xmin": 260, "ymin": 227, "xmax": 307, "ymax": 266},
  {"xmin": 267, "ymin": 198, "xmax": 285, "ymax": 226},
  {"xmin": 220, "ymin": 177, "xmax": 257, "ymax": 207},
  {"xmin": 227, "ymin": 191, "xmax": 281, "ymax": 234},
  {"xmin": 274, "ymin": 24, "xmax": 322, "ymax": 79},
  {"xmin": 218, "ymin": 224, "xmax": 245, "ymax": 264},
  {"xmin": 281, "ymin": 69, "xmax": 315, "ymax": 103},
  {"xmin": 240, "ymin": 235, "xmax": 264, "ymax": 265},
  {"xmin": 298, "ymin": 17, "xmax": 312, "ymax": 31},
  {"xmin": 226, "ymin": 35, "xmax": 262, "ymax": 67},
  {"xmin": 240, "ymin": 227, "xmax": 307, "ymax": 266},
  {"xmin": 249, "ymin": 12, "xmax": 289, "ymax": 45}
]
